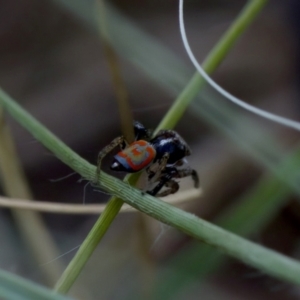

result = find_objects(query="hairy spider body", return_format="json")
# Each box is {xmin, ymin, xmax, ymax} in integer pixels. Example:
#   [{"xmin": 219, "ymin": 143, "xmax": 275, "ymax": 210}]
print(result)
[
  {"xmin": 149, "ymin": 130, "xmax": 190, "ymax": 164},
  {"xmin": 96, "ymin": 121, "xmax": 199, "ymax": 197}
]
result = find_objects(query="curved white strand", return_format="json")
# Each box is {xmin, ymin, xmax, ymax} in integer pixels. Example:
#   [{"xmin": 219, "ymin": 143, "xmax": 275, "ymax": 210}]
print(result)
[{"xmin": 179, "ymin": 0, "xmax": 300, "ymax": 131}]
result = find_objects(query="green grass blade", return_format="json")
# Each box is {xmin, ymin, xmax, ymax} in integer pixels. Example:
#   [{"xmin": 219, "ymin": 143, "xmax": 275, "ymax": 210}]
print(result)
[
  {"xmin": 0, "ymin": 269, "xmax": 73, "ymax": 300},
  {"xmin": 156, "ymin": 150, "xmax": 299, "ymax": 298},
  {"xmin": 156, "ymin": 0, "xmax": 269, "ymax": 132},
  {"xmin": 54, "ymin": 197, "xmax": 124, "ymax": 293}
]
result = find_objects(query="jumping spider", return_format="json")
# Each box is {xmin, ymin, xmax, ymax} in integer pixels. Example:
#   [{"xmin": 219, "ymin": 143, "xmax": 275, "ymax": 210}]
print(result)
[{"xmin": 96, "ymin": 121, "xmax": 199, "ymax": 197}]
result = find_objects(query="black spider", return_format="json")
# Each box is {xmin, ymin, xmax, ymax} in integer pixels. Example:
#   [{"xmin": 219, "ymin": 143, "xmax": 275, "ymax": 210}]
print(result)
[{"xmin": 96, "ymin": 121, "xmax": 199, "ymax": 197}]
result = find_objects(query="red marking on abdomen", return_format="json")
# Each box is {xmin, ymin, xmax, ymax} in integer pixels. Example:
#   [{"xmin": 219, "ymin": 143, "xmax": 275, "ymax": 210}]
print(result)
[{"xmin": 116, "ymin": 140, "xmax": 156, "ymax": 171}]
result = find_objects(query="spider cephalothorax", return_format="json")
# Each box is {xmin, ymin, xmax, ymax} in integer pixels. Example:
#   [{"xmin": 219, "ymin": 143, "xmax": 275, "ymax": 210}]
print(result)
[{"xmin": 96, "ymin": 121, "xmax": 199, "ymax": 197}]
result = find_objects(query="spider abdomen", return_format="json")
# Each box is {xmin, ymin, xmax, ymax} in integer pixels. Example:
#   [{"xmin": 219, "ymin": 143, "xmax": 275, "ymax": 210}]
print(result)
[{"xmin": 111, "ymin": 140, "xmax": 156, "ymax": 172}]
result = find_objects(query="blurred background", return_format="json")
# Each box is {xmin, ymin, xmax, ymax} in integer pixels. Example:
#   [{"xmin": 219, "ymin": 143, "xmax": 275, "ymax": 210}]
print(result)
[{"xmin": 1, "ymin": 0, "xmax": 300, "ymax": 299}]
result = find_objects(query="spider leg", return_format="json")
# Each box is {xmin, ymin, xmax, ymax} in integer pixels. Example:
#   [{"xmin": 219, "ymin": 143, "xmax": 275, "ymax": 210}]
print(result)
[
  {"xmin": 156, "ymin": 179, "xmax": 179, "ymax": 197},
  {"xmin": 147, "ymin": 172, "xmax": 174, "ymax": 196},
  {"xmin": 147, "ymin": 163, "xmax": 179, "ymax": 196},
  {"xmin": 147, "ymin": 163, "xmax": 199, "ymax": 197},
  {"xmin": 174, "ymin": 159, "xmax": 185, "ymax": 167},
  {"xmin": 94, "ymin": 136, "xmax": 125, "ymax": 184},
  {"xmin": 147, "ymin": 152, "xmax": 170, "ymax": 181},
  {"xmin": 175, "ymin": 168, "xmax": 200, "ymax": 188}
]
